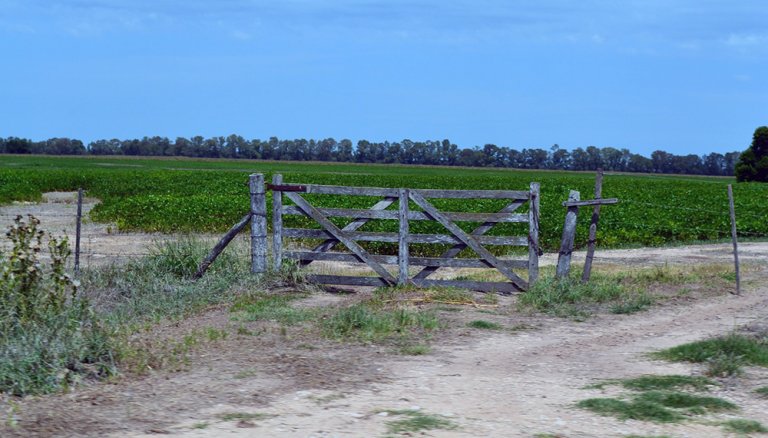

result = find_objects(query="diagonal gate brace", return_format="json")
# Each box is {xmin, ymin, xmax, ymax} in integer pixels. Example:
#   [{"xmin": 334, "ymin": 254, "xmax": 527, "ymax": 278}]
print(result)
[
  {"xmin": 408, "ymin": 191, "xmax": 528, "ymax": 291},
  {"xmin": 284, "ymin": 192, "xmax": 397, "ymax": 285}
]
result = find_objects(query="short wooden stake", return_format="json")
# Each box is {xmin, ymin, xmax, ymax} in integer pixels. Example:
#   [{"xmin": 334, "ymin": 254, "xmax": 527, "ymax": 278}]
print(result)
[
  {"xmin": 727, "ymin": 184, "xmax": 741, "ymax": 295},
  {"xmin": 250, "ymin": 173, "xmax": 268, "ymax": 274},
  {"xmin": 74, "ymin": 188, "xmax": 83, "ymax": 276},
  {"xmin": 556, "ymin": 190, "xmax": 580, "ymax": 279},
  {"xmin": 582, "ymin": 170, "xmax": 603, "ymax": 283}
]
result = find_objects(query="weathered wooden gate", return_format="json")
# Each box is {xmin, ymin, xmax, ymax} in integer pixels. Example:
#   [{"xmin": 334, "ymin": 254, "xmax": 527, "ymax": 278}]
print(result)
[{"xmin": 268, "ymin": 174, "xmax": 540, "ymax": 294}]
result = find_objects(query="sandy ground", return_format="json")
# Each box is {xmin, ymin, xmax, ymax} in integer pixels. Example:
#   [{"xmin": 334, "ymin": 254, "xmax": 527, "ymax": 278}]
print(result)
[{"xmin": 2, "ymin": 193, "xmax": 768, "ymax": 438}]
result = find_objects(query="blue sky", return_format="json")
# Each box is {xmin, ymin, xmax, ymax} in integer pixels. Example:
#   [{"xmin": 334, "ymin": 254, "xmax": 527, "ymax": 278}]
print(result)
[{"xmin": 1, "ymin": 1, "xmax": 766, "ymax": 155}]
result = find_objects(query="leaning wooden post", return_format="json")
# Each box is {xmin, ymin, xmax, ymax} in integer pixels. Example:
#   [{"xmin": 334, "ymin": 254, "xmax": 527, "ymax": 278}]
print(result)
[
  {"xmin": 194, "ymin": 213, "xmax": 252, "ymax": 280},
  {"xmin": 272, "ymin": 174, "xmax": 284, "ymax": 271},
  {"xmin": 74, "ymin": 188, "xmax": 83, "ymax": 276},
  {"xmin": 528, "ymin": 182, "xmax": 540, "ymax": 286},
  {"xmin": 727, "ymin": 184, "xmax": 741, "ymax": 295},
  {"xmin": 250, "ymin": 173, "xmax": 267, "ymax": 274},
  {"xmin": 398, "ymin": 188, "xmax": 410, "ymax": 286},
  {"xmin": 556, "ymin": 190, "xmax": 580, "ymax": 279},
  {"xmin": 581, "ymin": 170, "xmax": 603, "ymax": 283}
]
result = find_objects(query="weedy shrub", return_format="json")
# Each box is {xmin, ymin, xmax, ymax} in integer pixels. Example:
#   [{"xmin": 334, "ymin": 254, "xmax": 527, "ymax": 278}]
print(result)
[{"xmin": 0, "ymin": 216, "xmax": 117, "ymax": 396}]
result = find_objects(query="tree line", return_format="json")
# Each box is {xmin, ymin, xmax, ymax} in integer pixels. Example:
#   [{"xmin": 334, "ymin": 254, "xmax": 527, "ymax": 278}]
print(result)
[{"xmin": 0, "ymin": 135, "xmax": 742, "ymax": 176}]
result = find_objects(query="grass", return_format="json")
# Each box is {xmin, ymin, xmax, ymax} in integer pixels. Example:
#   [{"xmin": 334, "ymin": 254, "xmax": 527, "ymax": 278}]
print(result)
[
  {"xmin": 578, "ymin": 391, "xmax": 736, "ymax": 423},
  {"xmin": 380, "ymin": 409, "xmax": 457, "ymax": 435},
  {"xmin": 399, "ymin": 344, "xmax": 431, "ymax": 355},
  {"xmin": 517, "ymin": 274, "xmax": 653, "ymax": 319},
  {"xmin": 466, "ymin": 320, "xmax": 503, "ymax": 330},
  {"xmin": 722, "ymin": 419, "xmax": 768, "ymax": 434},
  {"xmin": 230, "ymin": 292, "xmax": 315, "ymax": 325},
  {"xmin": 589, "ymin": 375, "xmax": 716, "ymax": 392},
  {"xmin": 322, "ymin": 303, "xmax": 439, "ymax": 343},
  {"xmin": 755, "ymin": 386, "xmax": 768, "ymax": 398},
  {"xmin": 653, "ymin": 333, "xmax": 768, "ymax": 377}
]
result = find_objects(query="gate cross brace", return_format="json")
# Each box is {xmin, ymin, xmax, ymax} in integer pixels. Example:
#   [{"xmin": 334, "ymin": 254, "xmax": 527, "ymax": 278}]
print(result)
[
  {"xmin": 302, "ymin": 197, "xmax": 397, "ymax": 263},
  {"xmin": 412, "ymin": 200, "xmax": 526, "ymax": 280},
  {"xmin": 408, "ymin": 191, "xmax": 528, "ymax": 291},
  {"xmin": 284, "ymin": 191, "xmax": 397, "ymax": 285}
]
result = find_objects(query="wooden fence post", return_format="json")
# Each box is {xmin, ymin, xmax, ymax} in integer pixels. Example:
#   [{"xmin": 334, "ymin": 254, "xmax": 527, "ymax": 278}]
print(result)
[
  {"xmin": 727, "ymin": 184, "xmax": 741, "ymax": 295},
  {"xmin": 250, "ymin": 173, "xmax": 267, "ymax": 274},
  {"xmin": 272, "ymin": 174, "xmax": 283, "ymax": 271},
  {"xmin": 74, "ymin": 188, "xmax": 83, "ymax": 276},
  {"xmin": 398, "ymin": 188, "xmax": 410, "ymax": 286},
  {"xmin": 581, "ymin": 170, "xmax": 603, "ymax": 283},
  {"xmin": 528, "ymin": 182, "xmax": 540, "ymax": 285},
  {"xmin": 556, "ymin": 190, "xmax": 580, "ymax": 279}
]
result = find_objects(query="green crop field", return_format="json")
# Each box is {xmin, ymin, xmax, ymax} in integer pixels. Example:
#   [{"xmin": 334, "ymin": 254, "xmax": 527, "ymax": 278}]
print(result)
[{"xmin": 1, "ymin": 155, "xmax": 767, "ymax": 254}]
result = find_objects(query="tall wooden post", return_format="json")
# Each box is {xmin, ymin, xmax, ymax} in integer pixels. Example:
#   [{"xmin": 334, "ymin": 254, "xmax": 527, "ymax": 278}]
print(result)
[
  {"xmin": 74, "ymin": 188, "xmax": 83, "ymax": 276},
  {"xmin": 727, "ymin": 184, "xmax": 741, "ymax": 295},
  {"xmin": 398, "ymin": 189, "xmax": 410, "ymax": 286},
  {"xmin": 556, "ymin": 190, "xmax": 580, "ymax": 279},
  {"xmin": 528, "ymin": 182, "xmax": 540, "ymax": 285},
  {"xmin": 250, "ymin": 174, "xmax": 267, "ymax": 274},
  {"xmin": 582, "ymin": 170, "xmax": 603, "ymax": 283},
  {"xmin": 272, "ymin": 174, "xmax": 284, "ymax": 271}
]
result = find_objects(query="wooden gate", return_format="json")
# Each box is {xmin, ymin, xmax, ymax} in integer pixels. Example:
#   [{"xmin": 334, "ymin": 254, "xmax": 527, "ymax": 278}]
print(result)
[{"xmin": 268, "ymin": 174, "xmax": 540, "ymax": 294}]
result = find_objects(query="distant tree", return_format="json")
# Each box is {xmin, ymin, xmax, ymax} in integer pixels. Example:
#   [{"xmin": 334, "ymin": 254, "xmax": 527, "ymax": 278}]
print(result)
[{"xmin": 735, "ymin": 126, "xmax": 768, "ymax": 182}]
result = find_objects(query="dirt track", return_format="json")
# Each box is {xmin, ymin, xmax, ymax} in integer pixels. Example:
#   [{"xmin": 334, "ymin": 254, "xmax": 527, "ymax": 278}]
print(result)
[{"xmin": 2, "ymin": 194, "xmax": 768, "ymax": 437}]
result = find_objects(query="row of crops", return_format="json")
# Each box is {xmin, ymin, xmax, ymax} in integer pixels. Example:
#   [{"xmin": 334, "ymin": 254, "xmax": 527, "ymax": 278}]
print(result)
[{"xmin": 1, "ymin": 156, "xmax": 767, "ymax": 255}]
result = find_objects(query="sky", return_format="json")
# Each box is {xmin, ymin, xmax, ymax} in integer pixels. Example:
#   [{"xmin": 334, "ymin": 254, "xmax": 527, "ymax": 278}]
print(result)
[{"xmin": 0, "ymin": 1, "xmax": 766, "ymax": 156}]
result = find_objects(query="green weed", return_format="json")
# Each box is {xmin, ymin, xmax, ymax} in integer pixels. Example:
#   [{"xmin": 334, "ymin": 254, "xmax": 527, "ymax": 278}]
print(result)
[{"xmin": 755, "ymin": 386, "xmax": 768, "ymax": 398}]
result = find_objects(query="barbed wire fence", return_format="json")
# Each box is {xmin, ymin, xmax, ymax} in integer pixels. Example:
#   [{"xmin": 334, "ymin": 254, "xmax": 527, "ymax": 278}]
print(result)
[{"xmin": 0, "ymin": 191, "xmax": 227, "ymax": 273}]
